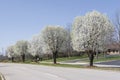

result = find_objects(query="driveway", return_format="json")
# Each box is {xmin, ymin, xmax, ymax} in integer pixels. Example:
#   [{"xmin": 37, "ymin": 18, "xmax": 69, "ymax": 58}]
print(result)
[{"xmin": 0, "ymin": 63, "xmax": 120, "ymax": 80}]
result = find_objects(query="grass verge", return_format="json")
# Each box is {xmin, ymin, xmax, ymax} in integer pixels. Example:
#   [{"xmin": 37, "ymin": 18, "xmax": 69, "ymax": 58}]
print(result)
[
  {"xmin": 42, "ymin": 55, "xmax": 88, "ymax": 62},
  {"xmin": 94, "ymin": 55, "xmax": 120, "ymax": 62},
  {"xmin": 2, "ymin": 61, "xmax": 120, "ymax": 72},
  {"xmin": 22, "ymin": 61, "xmax": 120, "ymax": 72},
  {"xmin": 42, "ymin": 55, "xmax": 120, "ymax": 63}
]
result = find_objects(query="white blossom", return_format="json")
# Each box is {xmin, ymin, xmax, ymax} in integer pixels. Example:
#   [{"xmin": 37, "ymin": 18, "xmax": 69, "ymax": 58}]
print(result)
[
  {"xmin": 72, "ymin": 11, "xmax": 114, "ymax": 52},
  {"xmin": 6, "ymin": 45, "xmax": 15, "ymax": 58},
  {"xmin": 14, "ymin": 40, "xmax": 29, "ymax": 56}
]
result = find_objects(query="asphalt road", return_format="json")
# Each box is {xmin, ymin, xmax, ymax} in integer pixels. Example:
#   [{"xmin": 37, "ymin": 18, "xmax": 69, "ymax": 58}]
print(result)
[
  {"xmin": 0, "ymin": 63, "xmax": 120, "ymax": 80},
  {"xmin": 96, "ymin": 60, "xmax": 120, "ymax": 65}
]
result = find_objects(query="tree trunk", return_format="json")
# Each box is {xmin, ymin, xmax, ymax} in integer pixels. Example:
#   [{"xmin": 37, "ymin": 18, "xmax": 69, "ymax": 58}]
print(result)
[
  {"xmin": 96, "ymin": 51, "xmax": 98, "ymax": 60},
  {"xmin": 87, "ymin": 50, "xmax": 94, "ymax": 67},
  {"xmin": 89, "ymin": 54, "xmax": 94, "ymax": 66},
  {"xmin": 103, "ymin": 51, "xmax": 107, "ymax": 58},
  {"xmin": 11, "ymin": 57, "xmax": 14, "ymax": 62},
  {"xmin": 35, "ymin": 55, "xmax": 37, "ymax": 62},
  {"xmin": 53, "ymin": 51, "xmax": 57, "ymax": 64},
  {"xmin": 35, "ymin": 55, "xmax": 39, "ymax": 63},
  {"xmin": 22, "ymin": 54, "xmax": 25, "ymax": 62}
]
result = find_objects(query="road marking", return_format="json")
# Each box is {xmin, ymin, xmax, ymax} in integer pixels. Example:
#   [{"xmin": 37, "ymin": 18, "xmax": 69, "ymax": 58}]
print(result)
[{"xmin": 44, "ymin": 73, "xmax": 67, "ymax": 80}]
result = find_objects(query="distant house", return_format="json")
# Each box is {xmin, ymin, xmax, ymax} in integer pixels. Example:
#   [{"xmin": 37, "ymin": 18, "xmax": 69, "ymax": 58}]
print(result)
[{"xmin": 107, "ymin": 43, "xmax": 120, "ymax": 55}]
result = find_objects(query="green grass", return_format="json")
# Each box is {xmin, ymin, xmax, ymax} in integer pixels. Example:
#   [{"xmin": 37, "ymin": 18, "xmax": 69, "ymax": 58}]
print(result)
[
  {"xmin": 42, "ymin": 54, "xmax": 120, "ymax": 63},
  {"xmin": 42, "ymin": 54, "xmax": 88, "ymax": 62},
  {"xmin": 2, "ymin": 54, "xmax": 120, "ymax": 64}
]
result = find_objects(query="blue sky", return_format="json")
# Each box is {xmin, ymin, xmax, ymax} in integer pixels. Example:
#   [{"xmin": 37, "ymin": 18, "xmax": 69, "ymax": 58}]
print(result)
[{"xmin": 0, "ymin": 0, "xmax": 120, "ymax": 52}]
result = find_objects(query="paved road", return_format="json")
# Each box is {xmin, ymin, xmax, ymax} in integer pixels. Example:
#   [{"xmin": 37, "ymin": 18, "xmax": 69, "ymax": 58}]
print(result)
[
  {"xmin": 0, "ymin": 63, "xmax": 120, "ymax": 80},
  {"xmin": 96, "ymin": 60, "xmax": 120, "ymax": 65}
]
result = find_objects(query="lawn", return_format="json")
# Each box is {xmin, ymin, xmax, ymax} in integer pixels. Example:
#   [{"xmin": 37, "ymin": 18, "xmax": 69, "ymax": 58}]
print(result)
[
  {"xmin": 42, "ymin": 54, "xmax": 120, "ymax": 63},
  {"xmin": 42, "ymin": 54, "xmax": 88, "ymax": 62},
  {"xmin": 94, "ymin": 55, "xmax": 120, "ymax": 62}
]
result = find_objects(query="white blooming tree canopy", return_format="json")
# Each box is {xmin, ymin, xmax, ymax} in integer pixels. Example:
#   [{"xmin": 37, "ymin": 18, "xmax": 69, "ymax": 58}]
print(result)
[
  {"xmin": 29, "ymin": 34, "xmax": 46, "ymax": 57},
  {"xmin": 14, "ymin": 40, "xmax": 29, "ymax": 56},
  {"xmin": 42, "ymin": 25, "xmax": 68, "ymax": 53},
  {"xmin": 14, "ymin": 40, "xmax": 29, "ymax": 62},
  {"xmin": 72, "ymin": 11, "xmax": 114, "ymax": 52},
  {"xmin": 41, "ymin": 25, "xmax": 68, "ymax": 64},
  {"xmin": 72, "ymin": 11, "xmax": 114, "ymax": 66},
  {"xmin": 6, "ymin": 45, "xmax": 15, "ymax": 58},
  {"xmin": 65, "ymin": 25, "xmax": 73, "ymax": 57}
]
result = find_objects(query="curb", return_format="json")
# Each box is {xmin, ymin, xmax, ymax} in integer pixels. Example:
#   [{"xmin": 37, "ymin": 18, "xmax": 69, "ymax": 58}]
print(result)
[{"xmin": 0, "ymin": 73, "xmax": 6, "ymax": 80}]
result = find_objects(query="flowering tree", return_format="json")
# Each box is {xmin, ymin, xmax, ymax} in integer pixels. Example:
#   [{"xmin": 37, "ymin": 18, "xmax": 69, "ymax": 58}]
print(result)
[
  {"xmin": 65, "ymin": 24, "xmax": 73, "ymax": 57},
  {"xmin": 14, "ymin": 40, "xmax": 29, "ymax": 62},
  {"xmin": 115, "ymin": 12, "xmax": 120, "ymax": 39},
  {"xmin": 72, "ymin": 11, "xmax": 114, "ymax": 66},
  {"xmin": 42, "ymin": 25, "xmax": 67, "ymax": 64},
  {"xmin": 115, "ymin": 12, "xmax": 120, "ymax": 51},
  {"xmin": 29, "ymin": 34, "xmax": 46, "ymax": 62},
  {"xmin": 6, "ymin": 45, "xmax": 15, "ymax": 62}
]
